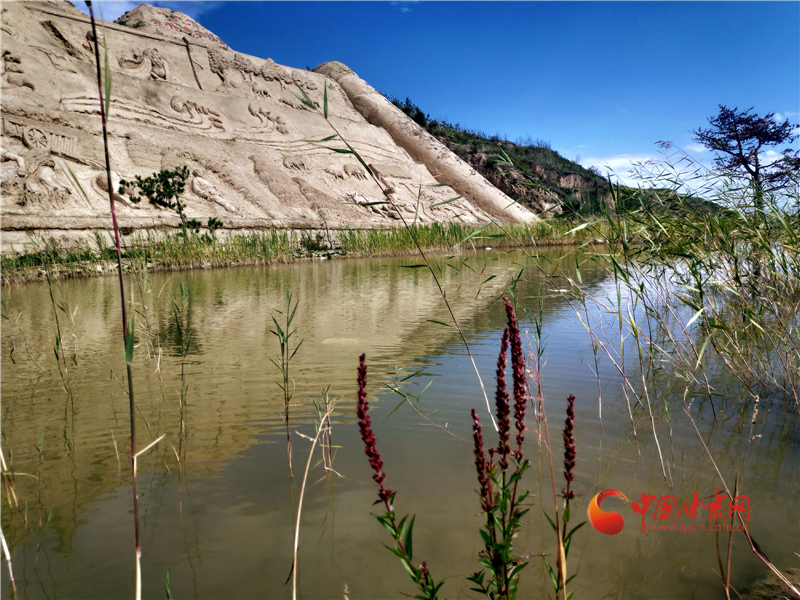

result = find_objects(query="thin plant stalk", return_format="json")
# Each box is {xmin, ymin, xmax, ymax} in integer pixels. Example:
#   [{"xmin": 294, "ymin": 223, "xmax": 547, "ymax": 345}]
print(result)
[
  {"xmin": 291, "ymin": 402, "xmax": 337, "ymax": 600},
  {"xmin": 269, "ymin": 286, "xmax": 303, "ymax": 477},
  {"xmin": 1, "ymin": 527, "xmax": 18, "ymax": 600},
  {"xmin": 86, "ymin": 4, "xmax": 141, "ymax": 598}
]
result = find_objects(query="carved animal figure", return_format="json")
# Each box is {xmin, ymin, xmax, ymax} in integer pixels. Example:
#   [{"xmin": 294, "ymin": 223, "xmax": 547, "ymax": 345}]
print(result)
[
  {"xmin": 324, "ymin": 167, "xmax": 345, "ymax": 180},
  {"xmin": 282, "ymin": 156, "xmax": 307, "ymax": 171},
  {"xmin": 1, "ymin": 51, "xmax": 35, "ymax": 91},
  {"xmin": 343, "ymin": 164, "xmax": 366, "ymax": 180},
  {"xmin": 191, "ymin": 168, "xmax": 237, "ymax": 212}
]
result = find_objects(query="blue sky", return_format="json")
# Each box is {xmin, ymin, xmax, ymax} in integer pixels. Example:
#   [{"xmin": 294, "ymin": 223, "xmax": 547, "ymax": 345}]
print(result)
[{"xmin": 81, "ymin": 1, "xmax": 799, "ymax": 186}]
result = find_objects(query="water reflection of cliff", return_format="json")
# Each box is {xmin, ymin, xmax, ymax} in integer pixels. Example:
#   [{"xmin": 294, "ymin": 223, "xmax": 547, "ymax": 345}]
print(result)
[{"xmin": 0, "ymin": 248, "xmax": 611, "ymax": 551}]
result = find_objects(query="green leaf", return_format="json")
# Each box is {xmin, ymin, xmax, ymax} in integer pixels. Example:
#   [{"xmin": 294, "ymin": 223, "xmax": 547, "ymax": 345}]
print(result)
[
  {"xmin": 383, "ymin": 543, "xmax": 406, "ymax": 560},
  {"xmin": 103, "ymin": 43, "xmax": 111, "ymax": 117},
  {"xmin": 456, "ymin": 223, "xmax": 491, "ymax": 246},
  {"xmin": 323, "ymin": 81, "xmax": 328, "ymax": 120},
  {"xmin": 543, "ymin": 511, "xmax": 558, "ymax": 532},
  {"xmin": 686, "ymin": 307, "xmax": 705, "ymax": 328},
  {"xmin": 565, "ymin": 221, "xmax": 597, "ymax": 235},
  {"xmin": 429, "ymin": 196, "xmax": 462, "ymax": 208},
  {"xmin": 302, "ymin": 135, "xmax": 339, "ymax": 143},
  {"xmin": 399, "ymin": 557, "xmax": 416, "ymax": 579},
  {"xmin": 375, "ymin": 515, "xmax": 396, "ymax": 535},
  {"xmin": 565, "ymin": 521, "xmax": 586, "ymax": 543},
  {"xmin": 543, "ymin": 557, "xmax": 559, "ymax": 592},
  {"xmin": 402, "ymin": 515, "xmax": 415, "ymax": 561},
  {"xmin": 426, "ymin": 320, "xmax": 452, "ymax": 328},
  {"xmin": 125, "ymin": 317, "xmax": 134, "ymax": 364},
  {"xmin": 694, "ymin": 333, "xmax": 713, "ymax": 370}
]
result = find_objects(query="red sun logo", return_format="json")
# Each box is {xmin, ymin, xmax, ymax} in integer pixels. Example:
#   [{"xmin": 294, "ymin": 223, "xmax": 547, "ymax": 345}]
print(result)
[{"xmin": 587, "ymin": 489, "xmax": 628, "ymax": 535}]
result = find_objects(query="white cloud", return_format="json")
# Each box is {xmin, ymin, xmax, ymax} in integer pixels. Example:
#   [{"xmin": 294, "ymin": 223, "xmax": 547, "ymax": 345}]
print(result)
[
  {"xmin": 774, "ymin": 111, "xmax": 798, "ymax": 123},
  {"xmin": 580, "ymin": 153, "xmax": 659, "ymax": 187},
  {"xmin": 684, "ymin": 142, "xmax": 709, "ymax": 154},
  {"xmin": 389, "ymin": 1, "xmax": 418, "ymax": 13}
]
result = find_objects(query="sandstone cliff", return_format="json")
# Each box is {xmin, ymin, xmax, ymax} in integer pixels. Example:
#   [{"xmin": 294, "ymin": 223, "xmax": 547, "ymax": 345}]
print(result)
[{"xmin": 0, "ymin": 2, "xmax": 536, "ymax": 254}]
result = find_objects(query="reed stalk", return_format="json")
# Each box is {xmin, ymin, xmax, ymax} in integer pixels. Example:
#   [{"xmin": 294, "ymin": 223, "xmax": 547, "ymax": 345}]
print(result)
[
  {"xmin": 0, "ymin": 527, "xmax": 18, "ymax": 600},
  {"xmin": 291, "ymin": 400, "xmax": 337, "ymax": 600},
  {"xmin": 269, "ymin": 286, "xmax": 303, "ymax": 477},
  {"xmin": 86, "ymin": 4, "xmax": 142, "ymax": 597}
]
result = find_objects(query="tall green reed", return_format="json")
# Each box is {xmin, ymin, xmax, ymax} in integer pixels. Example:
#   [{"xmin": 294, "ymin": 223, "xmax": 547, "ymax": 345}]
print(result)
[{"xmin": 269, "ymin": 286, "xmax": 304, "ymax": 477}]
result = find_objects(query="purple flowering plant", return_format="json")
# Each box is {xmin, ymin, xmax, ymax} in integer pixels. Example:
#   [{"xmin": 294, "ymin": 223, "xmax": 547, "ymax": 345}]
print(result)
[
  {"xmin": 356, "ymin": 298, "xmax": 581, "ymax": 600},
  {"xmin": 356, "ymin": 353, "xmax": 443, "ymax": 599}
]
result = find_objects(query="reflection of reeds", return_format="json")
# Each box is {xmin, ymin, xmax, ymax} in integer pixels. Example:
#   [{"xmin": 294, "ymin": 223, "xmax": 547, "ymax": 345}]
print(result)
[{"xmin": 44, "ymin": 269, "xmax": 74, "ymax": 406}]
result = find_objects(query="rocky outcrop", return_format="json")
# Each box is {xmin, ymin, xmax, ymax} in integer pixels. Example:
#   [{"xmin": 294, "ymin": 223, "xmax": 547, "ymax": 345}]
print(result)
[{"xmin": 0, "ymin": 2, "xmax": 535, "ymax": 254}]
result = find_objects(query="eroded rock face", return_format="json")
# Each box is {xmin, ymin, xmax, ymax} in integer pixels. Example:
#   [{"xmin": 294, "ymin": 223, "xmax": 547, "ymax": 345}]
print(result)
[{"xmin": 0, "ymin": 1, "xmax": 534, "ymax": 253}]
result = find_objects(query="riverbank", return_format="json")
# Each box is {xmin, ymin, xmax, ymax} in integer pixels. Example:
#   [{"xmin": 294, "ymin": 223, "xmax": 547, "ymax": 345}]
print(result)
[{"xmin": 1, "ymin": 219, "xmax": 611, "ymax": 285}]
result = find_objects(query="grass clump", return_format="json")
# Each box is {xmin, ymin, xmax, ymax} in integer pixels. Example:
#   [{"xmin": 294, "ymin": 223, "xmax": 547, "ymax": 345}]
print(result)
[{"xmin": 2, "ymin": 219, "xmax": 614, "ymax": 285}]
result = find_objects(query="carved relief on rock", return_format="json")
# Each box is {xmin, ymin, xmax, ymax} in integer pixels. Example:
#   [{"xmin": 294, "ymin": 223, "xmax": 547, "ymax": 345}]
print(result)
[
  {"xmin": 40, "ymin": 20, "xmax": 85, "ymax": 60},
  {"xmin": 282, "ymin": 156, "xmax": 307, "ymax": 171},
  {"xmin": 1, "ymin": 51, "xmax": 35, "ymax": 92},
  {"xmin": 124, "ymin": 132, "xmax": 163, "ymax": 171},
  {"xmin": 31, "ymin": 45, "xmax": 78, "ymax": 74},
  {"xmin": 351, "ymin": 193, "xmax": 401, "ymax": 220},
  {"xmin": 170, "ymin": 95, "xmax": 225, "ymax": 130},
  {"xmin": 118, "ymin": 48, "xmax": 171, "ymax": 82},
  {"xmin": 208, "ymin": 47, "xmax": 258, "ymax": 90},
  {"xmin": 0, "ymin": 8, "xmax": 17, "ymax": 39},
  {"xmin": 243, "ymin": 103, "xmax": 289, "ymax": 135},
  {"xmin": 259, "ymin": 58, "xmax": 294, "ymax": 86},
  {"xmin": 324, "ymin": 167, "xmax": 346, "ymax": 180},
  {"xmin": 3, "ymin": 115, "xmax": 80, "ymax": 161},
  {"xmin": 343, "ymin": 164, "xmax": 367, "ymax": 180},
  {"xmin": 191, "ymin": 168, "xmax": 237, "ymax": 213},
  {"xmin": 250, "ymin": 154, "xmax": 314, "ymax": 219},
  {"xmin": 1, "ymin": 149, "xmax": 26, "ymax": 186},
  {"xmin": 92, "ymin": 171, "xmax": 138, "ymax": 208},
  {"xmin": 2, "ymin": 144, "xmax": 74, "ymax": 211},
  {"xmin": 129, "ymin": 6, "xmax": 226, "ymax": 46}
]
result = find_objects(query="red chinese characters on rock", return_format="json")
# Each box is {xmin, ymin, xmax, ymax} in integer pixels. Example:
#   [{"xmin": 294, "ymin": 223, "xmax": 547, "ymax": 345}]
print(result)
[{"xmin": 148, "ymin": 11, "xmax": 222, "ymax": 43}]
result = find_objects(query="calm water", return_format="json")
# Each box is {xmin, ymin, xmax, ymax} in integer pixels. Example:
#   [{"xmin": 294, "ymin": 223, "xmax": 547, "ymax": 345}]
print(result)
[{"xmin": 1, "ymin": 248, "xmax": 797, "ymax": 599}]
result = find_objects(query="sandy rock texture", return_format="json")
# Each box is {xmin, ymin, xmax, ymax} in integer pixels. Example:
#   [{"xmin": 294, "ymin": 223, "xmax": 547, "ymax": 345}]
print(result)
[{"xmin": 0, "ymin": 2, "xmax": 535, "ymax": 254}]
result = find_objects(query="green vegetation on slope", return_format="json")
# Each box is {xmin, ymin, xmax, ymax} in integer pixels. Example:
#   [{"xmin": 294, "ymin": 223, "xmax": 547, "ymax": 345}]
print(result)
[{"xmin": 387, "ymin": 96, "xmax": 611, "ymax": 216}]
